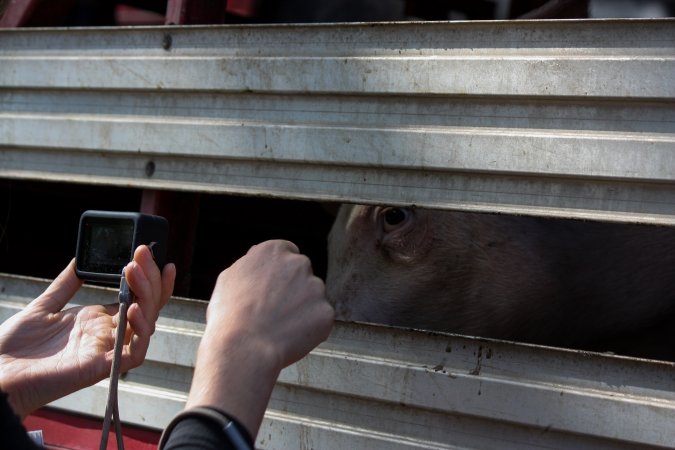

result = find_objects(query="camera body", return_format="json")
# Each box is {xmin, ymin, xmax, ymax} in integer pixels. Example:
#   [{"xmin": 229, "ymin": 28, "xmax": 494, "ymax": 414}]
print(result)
[{"xmin": 75, "ymin": 210, "xmax": 169, "ymax": 284}]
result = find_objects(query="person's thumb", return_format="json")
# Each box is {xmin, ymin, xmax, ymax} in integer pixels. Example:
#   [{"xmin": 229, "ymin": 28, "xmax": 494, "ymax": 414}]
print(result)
[{"xmin": 30, "ymin": 259, "xmax": 83, "ymax": 313}]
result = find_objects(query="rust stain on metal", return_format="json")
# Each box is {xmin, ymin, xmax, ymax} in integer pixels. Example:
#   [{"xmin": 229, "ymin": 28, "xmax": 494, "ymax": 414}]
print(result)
[{"xmin": 470, "ymin": 345, "xmax": 483, "ymax": 376}]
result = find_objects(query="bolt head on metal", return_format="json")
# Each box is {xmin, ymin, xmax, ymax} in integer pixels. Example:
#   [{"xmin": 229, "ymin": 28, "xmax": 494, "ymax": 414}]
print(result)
[
  {"xmin": 162, "ymin": 34, "xmax": 172, "ymax": 51},
  {"xmin": 145, "ymin": 161, "xmax": 156, "ymax": 177}
]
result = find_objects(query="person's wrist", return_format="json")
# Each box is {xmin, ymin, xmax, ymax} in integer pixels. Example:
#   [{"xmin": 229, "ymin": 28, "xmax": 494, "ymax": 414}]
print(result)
[
  {"xmin": 0, "ymin": 361, "xmax": 30, "ymax": 418},
  {"xmin": 195, "ymin": 325, "xmax": 283, "ymax": 395},
  {"xmin": 187, "ymin": 325, "xmax": 282, "ymax": 438},
  {"xmin": 201, "ymin": 321, "xmax": 285, "ymax": 375}
]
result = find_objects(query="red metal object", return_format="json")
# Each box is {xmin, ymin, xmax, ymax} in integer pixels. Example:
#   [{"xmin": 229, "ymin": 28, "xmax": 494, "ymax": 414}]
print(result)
[
  {"xmin": 0, "ymin": 0, "xmax": 41, "ymax": 27},
  {"xmin": 25, "ymin": 408, "xmax": 160, "ymax": 450},
  {"xmin": 226, "ymin": 0, "xmax": 260, "ymax": 17},
  {"xmin": 165, "ymin": 0, "xmax": 227, "ymax": 24},
  {"xmin": 1, "ymin": 0, "xmax": 255, "ymax": 28},
  {"xmin": 0, "ymin": 0, "xmax": 77, "ymax": 28},
  {"xmin": 140, "ymin": 190, "xmax": 201, "ymax": 296},
  {"xmin": 115, "ymin": 5, "xmax": 165, "ymax": 25}
]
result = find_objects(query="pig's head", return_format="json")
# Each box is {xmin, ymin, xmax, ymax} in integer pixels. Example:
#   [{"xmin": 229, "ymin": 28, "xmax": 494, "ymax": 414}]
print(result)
[{"xmin": 326, "ymin": 204, "xmax": 555, "ymax": 340}]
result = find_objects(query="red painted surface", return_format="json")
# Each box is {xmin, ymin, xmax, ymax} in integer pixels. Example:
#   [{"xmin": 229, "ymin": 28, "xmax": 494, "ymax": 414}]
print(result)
[
  {"xmin": 115, "ymin": 5, "xmax": 165, "ymax": 26},
  {"xmin": 0, "ymin": 0, "xmax": 42, "ymax": 27},
  {"xmin": 226, "ymin": 0, "xmax": 260, "ymax": 17},
  {"xmin": 25, "ymin": 408, "xmax": 161, "ymax": 450},
  {"xmin": 165, "ymin": 0, "xmax": 227, "ymax": 24},
  {"xmin": 1, "ymin": 0, "xmax": 264, "ymax": 28},
  {"xmin": 0, "ymin": 0, "xmax": 78, "ymax": 27}
]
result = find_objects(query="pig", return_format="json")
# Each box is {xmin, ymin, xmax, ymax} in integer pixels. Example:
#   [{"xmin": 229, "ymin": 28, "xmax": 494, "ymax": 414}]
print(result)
[{"xmin": 326, "ymin": 204, "xmax": 675, "ymax": 358}]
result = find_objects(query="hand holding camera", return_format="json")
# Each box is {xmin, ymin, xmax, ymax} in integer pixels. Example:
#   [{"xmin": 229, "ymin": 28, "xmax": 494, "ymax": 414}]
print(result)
[{"xmin": 0, "ymin": 243, "xmax": 176, "ymax": 419}]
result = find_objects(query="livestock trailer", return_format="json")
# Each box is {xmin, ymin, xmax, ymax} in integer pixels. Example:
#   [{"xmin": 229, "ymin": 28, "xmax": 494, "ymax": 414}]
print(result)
[{"xmin": 1, "ymin": 16, "xmax": 674, "ymax": 449}]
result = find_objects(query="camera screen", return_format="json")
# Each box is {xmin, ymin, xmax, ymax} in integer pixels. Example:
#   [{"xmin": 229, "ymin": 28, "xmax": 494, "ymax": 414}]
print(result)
[{"xmin": 81, "ymin": 218, "xmax": 134, "ymax": 275}]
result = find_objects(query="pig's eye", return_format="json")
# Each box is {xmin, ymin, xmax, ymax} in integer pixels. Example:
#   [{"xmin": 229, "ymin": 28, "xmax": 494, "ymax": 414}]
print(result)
[{"xmin": 382, "ymin": 207, "xmax": 411, "ymax": 232}]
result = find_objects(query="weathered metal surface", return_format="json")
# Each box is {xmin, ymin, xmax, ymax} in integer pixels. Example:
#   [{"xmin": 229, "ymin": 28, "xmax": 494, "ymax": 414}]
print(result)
[
  {"xmin": 1, "ymin": 20, "xmax": 674, "ymax": 224},
  {"xmin": 2, "ymin": 273, "xmax": 674, "ymax": 449},
  {"xmin": 1, "ymin": 19, "xmax": 675, "ymax": 449}
]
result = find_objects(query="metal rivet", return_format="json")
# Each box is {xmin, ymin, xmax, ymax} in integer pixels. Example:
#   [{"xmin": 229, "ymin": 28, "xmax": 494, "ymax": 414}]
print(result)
[
  {"xmin": 145, "ymin": 161, "xmax": 156, "ymax": 177},
  {"xmin": 162, "ymin": 34, "xmax": 172, "ymax": 51}
]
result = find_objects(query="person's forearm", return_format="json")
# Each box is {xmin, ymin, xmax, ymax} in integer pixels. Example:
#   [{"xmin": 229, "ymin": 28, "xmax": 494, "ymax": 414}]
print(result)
[{"xmin": 185, "ymin": 328, "xmax": 281, "ymax": 440}]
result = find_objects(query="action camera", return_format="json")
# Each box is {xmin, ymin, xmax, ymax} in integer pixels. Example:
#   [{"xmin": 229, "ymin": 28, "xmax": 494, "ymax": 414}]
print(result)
[{"xmin": 75, "ymin": 210, "xmax": 169, "ymax": 284}]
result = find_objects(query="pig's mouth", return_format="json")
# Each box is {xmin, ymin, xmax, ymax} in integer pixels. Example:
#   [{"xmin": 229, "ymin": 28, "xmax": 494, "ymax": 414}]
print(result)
[
  {"xmin": 329, "ymin": 295, "xmax": 367, "ymax": 323},
  {"xmin": 334, "ymin": 300, "xmax": 383, "ymax": 325},
  {"xmin": 333, "ymin": 303, "xmax": 354, "ymax": 321}
]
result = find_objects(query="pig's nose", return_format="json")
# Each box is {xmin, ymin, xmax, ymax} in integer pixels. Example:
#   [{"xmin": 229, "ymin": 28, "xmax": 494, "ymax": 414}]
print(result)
[{"xmin": 332, "ymin": 302, "xmax": 352, "ymax": 321}]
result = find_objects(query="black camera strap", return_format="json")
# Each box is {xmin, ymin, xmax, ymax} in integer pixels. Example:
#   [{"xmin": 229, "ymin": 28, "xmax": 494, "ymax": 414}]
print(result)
[{"xmin": 99, "ymin": 269, "xmax": 134, "ymax": 450}]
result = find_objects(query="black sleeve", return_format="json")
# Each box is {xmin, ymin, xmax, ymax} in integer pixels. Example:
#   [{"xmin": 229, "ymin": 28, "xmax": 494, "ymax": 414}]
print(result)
[
  {"xmin": 162, "ymin": 416, "xmax": 243, "ymax": 450},
  {"xmin": 0, "ymin": 391, "xmax": 44, "ymax": 450}
]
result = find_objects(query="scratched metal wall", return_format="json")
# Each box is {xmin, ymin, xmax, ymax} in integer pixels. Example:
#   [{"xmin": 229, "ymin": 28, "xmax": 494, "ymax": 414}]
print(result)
[{"xmin": 1, "ymin": 20, "xmax": 675, "ymax": 448}]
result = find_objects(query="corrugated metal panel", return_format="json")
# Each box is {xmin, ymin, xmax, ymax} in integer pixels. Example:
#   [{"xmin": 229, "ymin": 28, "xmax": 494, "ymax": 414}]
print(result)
[
  {"xmin": 1, "ymin": 273, "xmax": 674, "ymax": 449},
  {"xmin": 2, "ymin": 20, "xmax": 675, "ymax": 449},
  {"xmin": 1, "ymin": 20, "xmax": 675, "ymax": 224}
]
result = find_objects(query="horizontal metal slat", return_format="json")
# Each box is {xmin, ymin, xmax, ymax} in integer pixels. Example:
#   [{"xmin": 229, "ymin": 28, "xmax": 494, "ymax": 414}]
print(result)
[
  {"xmin": 2, "ymin": 56, "xmax": 674, "ymax": 98},
  {"xmin": 2, "ymin": 114, "xmax": 675, "ymax": 179},
  {"xmin": 0, "ymin": 18, "xmax": 672, "ymax": 99},
  {"xmin": 1, "ymin": 20, "xmax": 673, "ymax": 57}
]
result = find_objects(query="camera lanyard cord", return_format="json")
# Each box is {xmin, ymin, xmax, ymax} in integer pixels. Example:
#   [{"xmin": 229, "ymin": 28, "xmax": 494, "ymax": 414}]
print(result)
[{"xmin": 100, "ymin": 269, "xmax": 134, "ymax": 450}]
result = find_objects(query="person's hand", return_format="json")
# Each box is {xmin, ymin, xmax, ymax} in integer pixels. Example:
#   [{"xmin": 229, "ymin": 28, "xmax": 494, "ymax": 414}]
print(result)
[
  {"xmin": 186, "ymin": 240, "xmax": 334, "ymax": 438},
  {"xmin": 206, "ymin": 239, "xmax": 334, "ymax": 370},
  {"xmin": 0, "ymin": 245, "xmax": 176, "ymax": 418}
]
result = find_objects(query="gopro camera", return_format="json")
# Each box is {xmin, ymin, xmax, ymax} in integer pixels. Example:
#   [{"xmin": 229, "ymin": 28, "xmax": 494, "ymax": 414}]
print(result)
[{"xmin": 75, "ymin": 210, "xmax": 169, "ymax": 284}]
